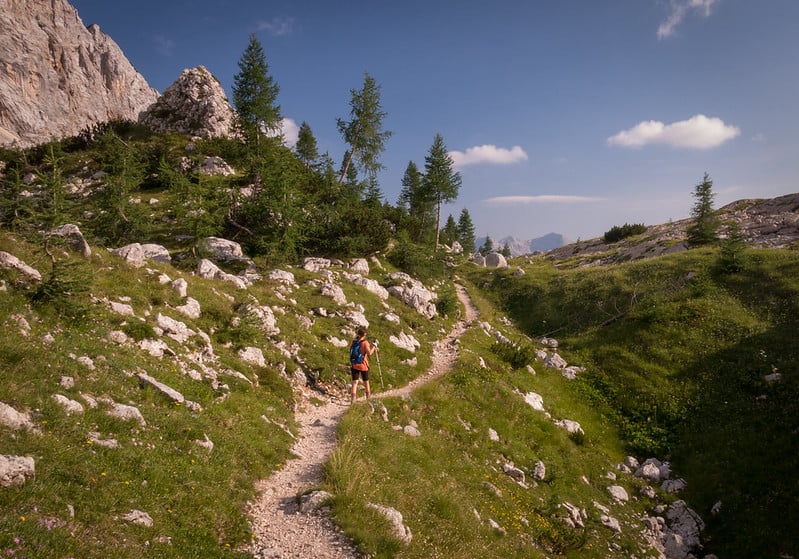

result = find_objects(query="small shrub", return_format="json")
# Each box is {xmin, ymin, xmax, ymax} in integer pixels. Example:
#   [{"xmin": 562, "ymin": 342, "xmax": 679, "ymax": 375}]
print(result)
[
  {"xmin": 122, "ymin": 320, "xmax": 157, "ymax": 341},
  {"xmin": 489, "ymin": 339, "xmax": 536, "ymax": 369},
  {"xmin": 435, "ymin": 285, "xmax": 458, "ymax": 316},
  {"xmin": 603, "ymin": 223, "xmax": 647, "ymax": 243}
]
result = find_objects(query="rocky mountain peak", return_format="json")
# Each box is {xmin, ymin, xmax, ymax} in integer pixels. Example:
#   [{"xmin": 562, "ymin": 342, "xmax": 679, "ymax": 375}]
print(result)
[
  {"xmin": 0, "ymin": 0, "xmax": 159, "ymax": 147},
  {"xmin": 140, "ymin": 66, "xmax": 235, "ymax": 139}
]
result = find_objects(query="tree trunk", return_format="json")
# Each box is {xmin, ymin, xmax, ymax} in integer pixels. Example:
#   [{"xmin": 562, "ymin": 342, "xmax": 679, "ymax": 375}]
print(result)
[{"xmin": 434, "ymin": 197, "xmax": 442, "ymax": 253}]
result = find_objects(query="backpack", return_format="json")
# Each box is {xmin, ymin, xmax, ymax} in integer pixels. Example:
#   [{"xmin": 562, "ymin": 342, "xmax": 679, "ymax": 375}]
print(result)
[{"xmin": 349, "ymin": 338, "xmax": 364, "ymax": 365}]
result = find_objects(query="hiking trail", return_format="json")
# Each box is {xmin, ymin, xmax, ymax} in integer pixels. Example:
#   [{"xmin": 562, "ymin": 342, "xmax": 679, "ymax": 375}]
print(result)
[{"xmin": 248, "ymin": 283, "xmax": 479, "ymax": 558}]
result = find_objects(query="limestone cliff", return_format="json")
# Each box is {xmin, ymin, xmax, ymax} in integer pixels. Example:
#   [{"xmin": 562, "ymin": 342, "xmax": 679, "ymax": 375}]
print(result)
[{"xmin": 0, "ymin": 0, "xmax": 159, "ymax": 147}]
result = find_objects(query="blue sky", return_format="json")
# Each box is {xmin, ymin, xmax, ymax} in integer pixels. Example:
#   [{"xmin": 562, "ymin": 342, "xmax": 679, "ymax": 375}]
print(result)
[{"xmin": 69, "ymin": 0, "xmax": 799, "ymax": 242}]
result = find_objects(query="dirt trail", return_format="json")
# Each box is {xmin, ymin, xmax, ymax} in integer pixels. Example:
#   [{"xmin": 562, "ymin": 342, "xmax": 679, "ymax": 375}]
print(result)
[{"xmin": 248, "ymin": 284, "xmax": 478, "ymax": 558}]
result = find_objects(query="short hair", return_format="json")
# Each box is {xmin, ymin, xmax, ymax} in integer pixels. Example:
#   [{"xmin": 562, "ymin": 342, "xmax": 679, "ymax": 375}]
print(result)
[{"xmin": 356, "ymin": 328, "xmax": 366, "ymax": 337}]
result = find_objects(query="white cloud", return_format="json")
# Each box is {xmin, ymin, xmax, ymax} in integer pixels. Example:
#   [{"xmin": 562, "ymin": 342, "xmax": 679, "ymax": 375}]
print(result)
[
  {"xmin": 607, "ymin": 114, "xmax": 740, "ymax": 149},
  {"xmin": 483, "ymin": 195, "xmax": 601, "ymax": 205},
  {"xmin": 448, "ymin": 145, "xmax": 528, "ymax": 167},
  {"xmin": 257, "ymin": 17, "xmax": 294, "ymax": 37},
  {"xmin": 658, "ymin": 0, "xmax": 720, "ymax": 39},
  {"xmin": 264, "ymin": 118, "xmax": 300, "ymax": 148}
]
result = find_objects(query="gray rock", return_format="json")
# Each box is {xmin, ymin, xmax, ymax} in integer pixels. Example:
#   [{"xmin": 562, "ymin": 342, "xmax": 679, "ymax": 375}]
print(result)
[
  {"xmin": 137, "ymin": 372, "xmax": 184, "ymax": 403},
  {"xmin": 49, "ymin": 224, "xmax": 91, "ymax": 257},
  {"xmin": 0, "ymin": 402, "xmax": 37, "ymax": 432},
  {"xmin": 0, "ymin": 455, "xmax": 35, "ymax": 487},
  {"xmin": 367, "ymin": 503, "xmax": 412, "ymax": 544},
  {"xmin": 0, "ymin": 0, "xmax": 158, "ymax": 148},
  {"xmin": 484, "ymin": 252, "xmax": 509, "ymax": 268},
  {"xmin": 52, "ymin": 394, "xmax": 84, "ymax": 415},
  {"xmin": 607, "ymin": 485, "xmax": 629, "ymax": 503},
  {"xmin": 0, "ymin": 251, "xmax": 41, "ymax": 283},
  {"xmin": 140, "ymin": 66, "xmax": 234, "ymax": 138},
  {"xmin": 298, "ymin": 490, "xmax": 333, "ymax": 513},
  {"xmin": 109, "ymin": 244, "xmax": 146, "ymax": 268}
]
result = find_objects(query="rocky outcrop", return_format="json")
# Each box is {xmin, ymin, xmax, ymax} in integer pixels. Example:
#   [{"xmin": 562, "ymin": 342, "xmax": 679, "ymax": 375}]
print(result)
[
  {"xmin": 546, "ymin": 193, "xmax": 799, "ymax": 266},
  {"xmin": 140, "ymin": 66, "xmax": 235, "ymax": 138},
  {"xmin": 0, "ymin": 0, "xmax": 159, "ymax": 147}
]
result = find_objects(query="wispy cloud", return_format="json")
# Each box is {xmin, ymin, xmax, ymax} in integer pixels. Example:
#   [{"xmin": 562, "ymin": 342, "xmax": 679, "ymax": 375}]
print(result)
[
  {"xmin": 483, "ymin": 195, "xmax": 601, "ymax": 205},
  {"xmin": 607, "ymin": 114, "xmax": 740, "ymax": 149},
  {"xmin": 153, "ymin": 35, "xmax": 176, "ymax": 57},
  {"xmin": 256, "ymin": 17, "xmax": 294, "ymax": 37},
  {"xmin": 449, "ymin": 145, "xmax": 528, "ymax": 168},
  {"xmin": 658, "ymin": 0, "xmax": 720, "ymax": 39}
]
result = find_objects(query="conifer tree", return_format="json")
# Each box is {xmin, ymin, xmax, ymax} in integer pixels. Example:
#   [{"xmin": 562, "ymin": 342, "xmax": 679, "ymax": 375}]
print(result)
[
  {"xmin": 398, "ymin": 160, "xmax": 435, "ymax": 242},
  {"xmin": 336, "ymin": 72, "xmax": 392, "ymax": 184},
  {"xmin": 480, "ymin": 236, "xmax": 494, "ymax": 255},
  {"xmin": 422, "ymin": 133, "xmax": 461, "ymax": 251},
  {"xmin": 295, "ymin": 121, "xmax": 319, "ymax": 168},
  {"xmin": 442, "ymin": 214, "xmax": 459, "ymax": 247},
  {"xmin": 457, "ymin": 208, "xmax": 476, "ymax": 254},
  {"xmin": 232, "ymin": 34, "xmax": 282, "ymax": 147},
  {"xmin": 687, "ymin": 172, "xmax": 720, "ymax": 246}
]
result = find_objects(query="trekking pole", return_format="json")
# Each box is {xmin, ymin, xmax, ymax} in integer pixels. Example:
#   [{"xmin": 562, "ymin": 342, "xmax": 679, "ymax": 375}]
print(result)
[{"xmin": 373, "ymin": 340, "xmax": 384, "ymax": 389}]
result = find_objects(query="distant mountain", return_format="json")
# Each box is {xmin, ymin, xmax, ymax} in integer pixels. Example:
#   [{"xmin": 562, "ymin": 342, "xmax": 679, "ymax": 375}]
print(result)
[{"xmin": 475, "ymin": 233, "xmax": 568, "ymax": 256}]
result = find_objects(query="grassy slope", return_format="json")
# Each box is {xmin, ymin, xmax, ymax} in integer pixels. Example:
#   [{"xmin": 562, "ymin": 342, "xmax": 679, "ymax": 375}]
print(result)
[
  {"xmin": 0, "ymin": 232, "xmax": 447, "ymax": 558},
  {"xmin": 463, "ymin": 249, "xmax": 799, "ymax": 558},
  {"xmin": 327, "ymin": 281, "xmax": 666, "ymax": 558}
]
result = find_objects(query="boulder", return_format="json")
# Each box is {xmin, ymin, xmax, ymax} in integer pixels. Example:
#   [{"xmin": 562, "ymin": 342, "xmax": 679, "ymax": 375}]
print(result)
[
  {"xmin": 48, "ymin": 224, "xmax": 91, "ymax": 257},
  {"xmin": 109, "ymin": 243, "xmax": 146, "ymax": 268},
  {"xmin": 139, "ymin": 66, "xmax": 234, "ymax": 138},
  {"xmin": 0, "ymin": 251, "xmax": 41, "ymax": 282},
  {"xmin": 484, "ymin": 252, "xmax": 509, "ymax": 268},
  {"xmin": 349, "ymin": 258, "xmax": 370, "ymax": 275},
  {"xmin": 389, "ymin": 332, "xmax": 421, "ymax": 353}
]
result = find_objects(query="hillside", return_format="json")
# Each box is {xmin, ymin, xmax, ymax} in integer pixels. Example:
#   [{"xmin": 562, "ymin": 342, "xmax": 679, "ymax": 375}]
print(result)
[{"xmin": 0, "ymin": 119, "xmax": 797, "ymax": 557}]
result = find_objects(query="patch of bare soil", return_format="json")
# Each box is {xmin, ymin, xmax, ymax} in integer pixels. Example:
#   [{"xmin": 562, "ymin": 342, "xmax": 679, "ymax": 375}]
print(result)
[{"xmin": 248, "ymin": 284, "xmax": 478, "ymax": 558}]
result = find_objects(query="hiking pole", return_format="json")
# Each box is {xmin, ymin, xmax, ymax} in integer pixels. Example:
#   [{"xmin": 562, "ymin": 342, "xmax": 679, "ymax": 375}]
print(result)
[{"xmin": 373, "ymin": 339, "xmax": 384, "ymax": 389}]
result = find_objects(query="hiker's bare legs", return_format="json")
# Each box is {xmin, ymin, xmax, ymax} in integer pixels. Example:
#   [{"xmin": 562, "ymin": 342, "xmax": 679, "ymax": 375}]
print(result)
[
  {"xmin": 364, "ymin": 380, "xmax": 371, "ymax": 399},
  {"xmin": 350, "ymin": 379, "xmax": 359, "ymax": 403}
]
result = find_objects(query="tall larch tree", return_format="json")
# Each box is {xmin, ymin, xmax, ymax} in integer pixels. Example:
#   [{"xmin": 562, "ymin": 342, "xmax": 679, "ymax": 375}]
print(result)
[
  {"xmin": 458, "ymin": 208, "xmax": 476, "ymax": 254},
  {"xmin": 422, "ymin": 133, "xmax": 462, "ymax": 251},
  {"xmin": 336, "ymin": 72, "xmax": 392, "ymax": 185},
  {"xmin": 232, "ymin": 34, "xmax": 282, "ymax": 147},
  {"xmin": 687, "ymin": 172, "xmax": 720, "ymax": 246}
]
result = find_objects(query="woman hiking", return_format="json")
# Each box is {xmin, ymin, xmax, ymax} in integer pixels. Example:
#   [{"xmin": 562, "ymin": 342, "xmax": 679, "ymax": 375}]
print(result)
[{"xmin": 349, "ymin": 328, "xmax": 376, "ymax": 403}]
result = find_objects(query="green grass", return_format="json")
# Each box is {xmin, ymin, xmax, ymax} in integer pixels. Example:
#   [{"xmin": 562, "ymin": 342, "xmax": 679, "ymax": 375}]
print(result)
[
  {"xmin": 326, "ymin": 281, "xmax": 664, "ymax": 558},
  {"xmin": 462, "ymin": 248, "xmax": 799, "ymax": 558},
  {"xmin": 0, "ymin": 232, "xmax": 451, "ymax": 558}
]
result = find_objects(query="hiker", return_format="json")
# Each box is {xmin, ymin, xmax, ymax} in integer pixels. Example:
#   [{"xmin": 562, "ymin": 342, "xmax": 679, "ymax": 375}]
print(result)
[{"xmin": 350, "ymin": 327, "xmax": 376, "ymax": 403}]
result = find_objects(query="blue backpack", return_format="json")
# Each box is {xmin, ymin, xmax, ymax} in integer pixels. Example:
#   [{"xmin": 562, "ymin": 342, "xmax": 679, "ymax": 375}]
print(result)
[{"xmin": 349, "ymin": 338, "xmax": 364, "ymax": 365}]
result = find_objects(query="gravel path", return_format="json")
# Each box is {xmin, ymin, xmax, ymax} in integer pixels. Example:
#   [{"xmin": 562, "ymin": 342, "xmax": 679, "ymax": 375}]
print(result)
[{"xmin": 248, "ymin": 284, "xmax": 479, "ymax": 558}]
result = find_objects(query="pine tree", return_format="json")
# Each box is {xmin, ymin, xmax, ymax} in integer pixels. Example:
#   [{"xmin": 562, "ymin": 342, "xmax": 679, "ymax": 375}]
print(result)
[
  {"xmin": 295, "ymin": 121, "xmax": 319, "ymax": 168},
  {"xmin": 442, "ymin": 214, "xmax": 459, "ymax": 246},
  {"xmin": 457, "ymin": 209, "xmax": 476, "ymax": 254},
  {"xmin": 422, "ymin": 133, "xmax": 462, "ymax": 252},
  {"xmin": 687, "ymin": 172, "xmax": 720, "ymax": 246},
  {"xmin": 719, "ymin": 220, "xmax": 746, "ymax": 273},
  {"xmin": 232, "ymin": 34, "xmax": 281, "ymax": 147},
  {"xmin": 500, "ymin": 243, "xmax": 511, "ymax": 258},
  {"xmin": 398, "ymin": 160, "xmax": 435, "ymax": 243},
  {"xmin": 480, "ymin": 236, "xmax": 494, "ymax": 255},
  {"xmin": 336, "ymin": 72, "xmax": 392, "ymax": 184}
]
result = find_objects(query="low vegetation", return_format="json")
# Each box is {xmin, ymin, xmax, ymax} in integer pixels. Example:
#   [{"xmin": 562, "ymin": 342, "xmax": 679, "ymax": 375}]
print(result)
[
  {"xmin": 463, "ymin": 249, "xmax": 799, "ymax": 558},
  {"xmin": 602, "ymin": 222, "xmax": 648, "ymax": 243}
]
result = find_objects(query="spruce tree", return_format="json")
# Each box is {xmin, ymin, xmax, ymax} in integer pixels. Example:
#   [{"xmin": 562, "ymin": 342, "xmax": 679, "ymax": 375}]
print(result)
[
  {"xmin": 232, "ymin": 34, "xmax": 282, "ymax": 147},
  {"xmin": 295, "ymin": 121, "xmax": 319, "ymax": 168},
  {"xmin": 687, "ymin": 172, "xmax": 720, "ymax": 246},
  {"xmin": 422, "ymin": 133, "xmax": 462, "ymax": 251},
  {"xmin": 457, "ymin": 209, "xmax": 476, "ymax": 254},
  {"xmin": 442, "ymin": 214, "xmax": 459, "ymax": 246}
]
